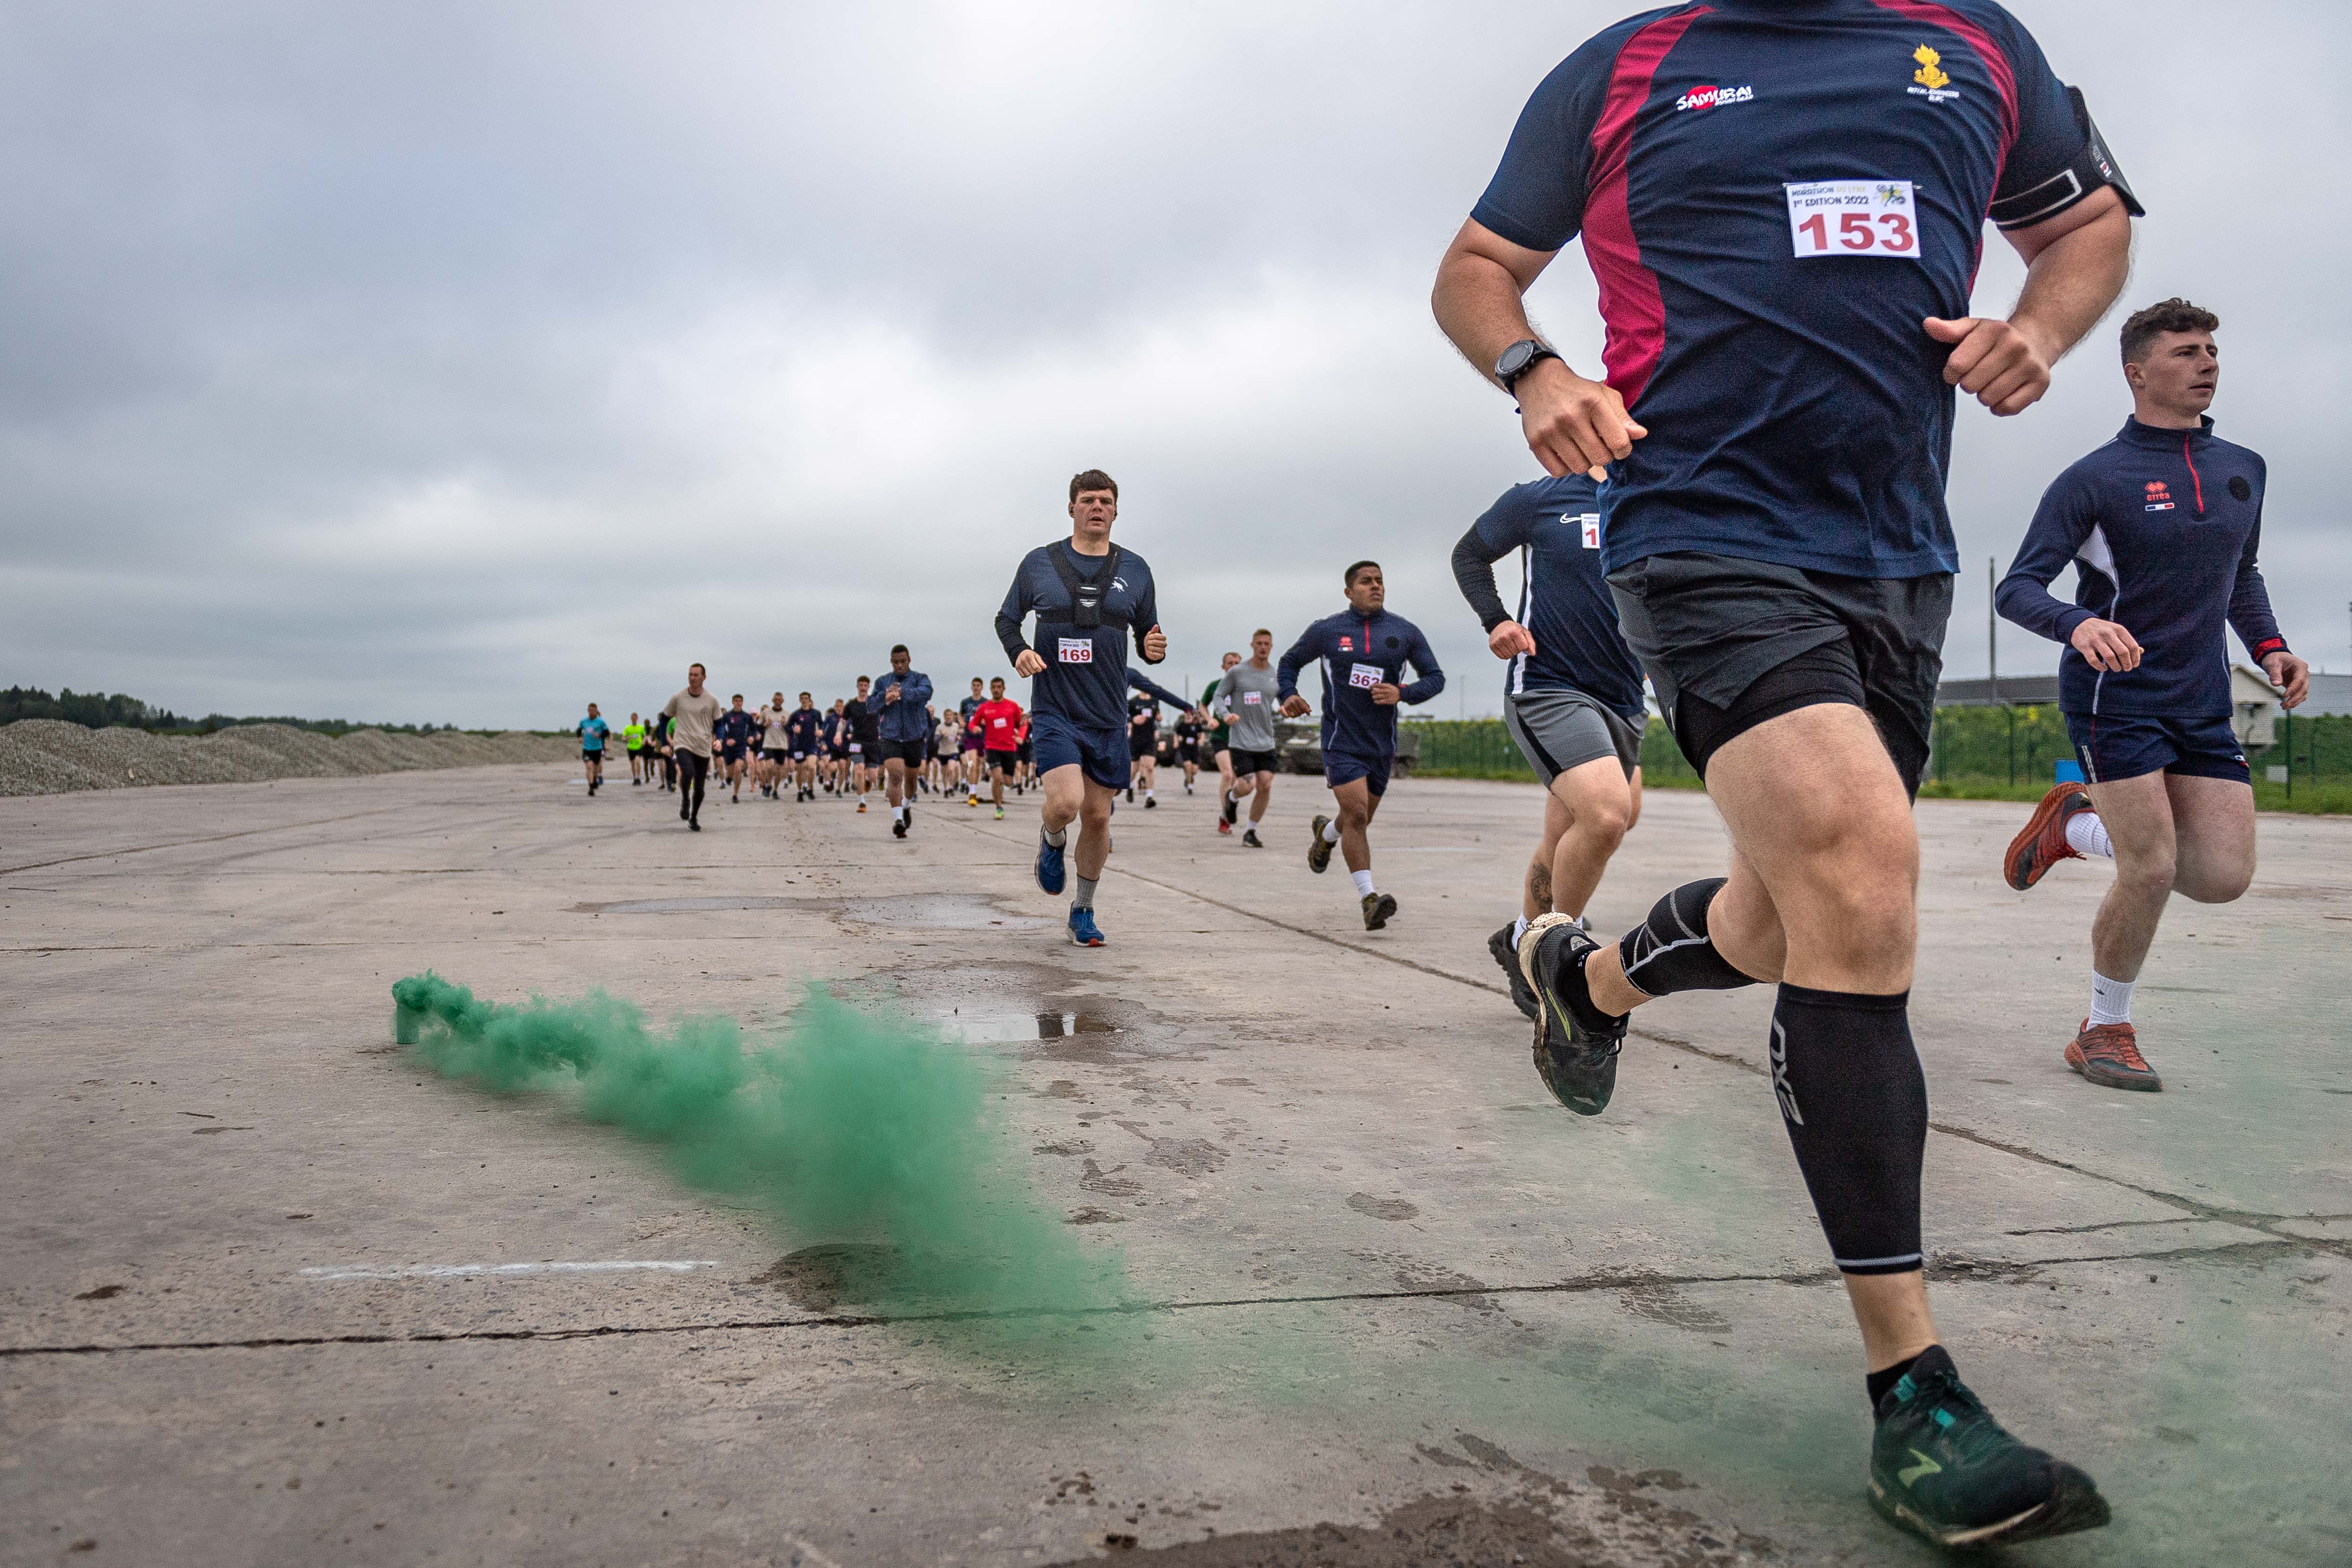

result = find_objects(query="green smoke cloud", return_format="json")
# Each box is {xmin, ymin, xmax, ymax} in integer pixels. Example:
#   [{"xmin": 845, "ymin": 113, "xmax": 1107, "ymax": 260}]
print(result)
[{"xmin": 389, "ymin": 972, "xmax": 1128, "ymax": 1326}]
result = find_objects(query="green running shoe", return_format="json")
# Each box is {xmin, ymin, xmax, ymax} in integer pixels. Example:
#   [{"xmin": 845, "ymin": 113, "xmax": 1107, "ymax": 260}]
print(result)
[
  {"xmin": 1868, "ymin": 1347, "xmax": 2110, "ymax": 1549},
  {"xmin": 1307, "ymin": 814, "xmax": 1334, "ymax": 874}
]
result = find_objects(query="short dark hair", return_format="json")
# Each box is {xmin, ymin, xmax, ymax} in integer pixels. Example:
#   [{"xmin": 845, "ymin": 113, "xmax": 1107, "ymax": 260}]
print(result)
[
  {"xmin": 1344, "ymin": 560, "xmax": 1381, "ymax": 587},
  {"xmin": 798, "ymin": 691, "xmax": 810, "ymax": 699},
  {"xmin": 890, "ymin": 644, "xmax": 909, "ymax": 658},
  {"xmin": 689, "ymin": 662, "xmax": 706, "ymax": 674},
  {"xmin": 990, "ymin": 676, "xmax": 1005, "ymax": 687},
  {"xmin": 2120, "ymin": 298, "xmax": 2219, "ymax": 364},
  {"xmin": 1069, "ymin": 469, "xmax": 1118, "ymax": 503}
]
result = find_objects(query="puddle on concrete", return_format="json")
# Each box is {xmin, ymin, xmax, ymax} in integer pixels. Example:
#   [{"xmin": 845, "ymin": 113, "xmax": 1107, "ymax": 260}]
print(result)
[
  {"xmin": 839, "ymin": 894, "xmax": 1045, "ymax": 930},
  {"xmin": 576, "ymin": 895, "xmax": 802, "ymax": 914},
  {"xmin": 942, "ymin": 1010, "xmax": 1121, "ymax": 1044}
]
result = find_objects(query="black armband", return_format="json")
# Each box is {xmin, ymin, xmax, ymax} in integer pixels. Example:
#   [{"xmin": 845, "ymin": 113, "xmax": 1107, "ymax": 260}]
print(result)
[{"xmin": 1990, "ymin": 87, "xmax": 2144, "ymax": 230}]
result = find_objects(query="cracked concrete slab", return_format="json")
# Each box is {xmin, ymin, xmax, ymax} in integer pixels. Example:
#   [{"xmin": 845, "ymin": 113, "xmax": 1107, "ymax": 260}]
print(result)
[{"xmin": 3, "ymin": 767, "xmax": 2347, "ymax": 1566}]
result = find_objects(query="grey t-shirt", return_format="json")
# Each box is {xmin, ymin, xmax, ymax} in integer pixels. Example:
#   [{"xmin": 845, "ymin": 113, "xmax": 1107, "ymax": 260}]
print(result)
[
  {"xmin": 661, "ymin": 689, "xmax": 722, "ymax": 757},
  {"xmin": 1213, "ymin": 662, "xmax": 1282, "ymax": 752}
]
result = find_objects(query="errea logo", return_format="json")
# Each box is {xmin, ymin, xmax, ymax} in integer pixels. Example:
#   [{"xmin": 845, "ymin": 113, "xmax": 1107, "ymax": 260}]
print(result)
[{"xmin": 1675, "ymin": 83, "xmax": 1753, "ymax": 112}]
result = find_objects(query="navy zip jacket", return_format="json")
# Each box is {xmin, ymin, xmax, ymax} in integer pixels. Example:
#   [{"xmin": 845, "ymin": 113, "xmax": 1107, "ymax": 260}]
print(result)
[
  {"xmin": 866, "ymin": 670, "xmax": 934, "ymax": 742},
  {"xmin": 783, "ymin": 708, "xmax": 824, "ymax": 752},
  {"xmin": 995, "ymin": 540, "xmax": 1163, "ymax": 731},
  {"xmin": 1278, "ymin": 608, "xmax": 1445, "ymax": 759},
  {"xmin": 1453, "ymin": 473, "xmax": 1647, "ymax": 721},
  {"xmin": 1996, "ymin": 417, "xmax": 2285, "ymax": 719}
]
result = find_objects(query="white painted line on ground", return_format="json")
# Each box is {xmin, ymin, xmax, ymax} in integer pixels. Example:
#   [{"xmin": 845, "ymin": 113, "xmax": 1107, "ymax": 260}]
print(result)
[{"xmin": 299, "ymin": 1260, "xmax": 720, "ymax": 1282}]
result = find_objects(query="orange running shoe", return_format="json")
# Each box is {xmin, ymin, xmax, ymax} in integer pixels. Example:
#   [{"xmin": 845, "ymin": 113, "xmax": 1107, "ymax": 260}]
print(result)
[
  {"xmin": 2005, "ymin": 783, "xmax": 2092, "ymax": 891},
  {"xmin": 2065, "ymin": 1020, "xmax": 2161, "ymax": 1092}
]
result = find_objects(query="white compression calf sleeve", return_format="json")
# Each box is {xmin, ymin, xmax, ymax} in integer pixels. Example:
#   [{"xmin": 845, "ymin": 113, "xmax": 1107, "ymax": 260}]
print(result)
[
  {"xmin": 1322, "ymin": 818, "xmax": 1342, "ymax": 844},
  {"xmin": 2065, "ymin": 812, "xmax": 2114, "ymax": 859},
  {"xmin": 1351, "ymin": 870, "xmax": 1376, "ymax": 897}
]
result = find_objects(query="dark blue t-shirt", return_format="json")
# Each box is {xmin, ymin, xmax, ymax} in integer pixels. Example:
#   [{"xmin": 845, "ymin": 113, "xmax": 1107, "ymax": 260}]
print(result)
[
  {"xmin": 1470, "ymin": 475, "xmax": 1648, "ymax": 720},
  {"xmin": 1995, "ymin": 418, "xmax": 2285, "ymax": 719},
  {"xmin": 783, "ymin": 708, "xmax": 825, "ymax": 752},
  {"xmin": 712, "ymin": 710, "xmax": 754, "ymax": 749},
  {"xmin": 1472, "ymin": 0, "xmax": 2108, "ymax": 579},
  {"xmin": 1277, "ymin": 608, "xmax": 1445, "ymax": 759},
  {"xmin": 995, "ymin": 541, "xmax": 1163, "ymax": 731}
]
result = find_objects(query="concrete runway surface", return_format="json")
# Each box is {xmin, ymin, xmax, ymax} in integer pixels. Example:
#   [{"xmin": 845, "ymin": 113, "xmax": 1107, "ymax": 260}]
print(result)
[{"xmin": 3, "ymin": 765, "xmax": 2347, "ymax": 1567}]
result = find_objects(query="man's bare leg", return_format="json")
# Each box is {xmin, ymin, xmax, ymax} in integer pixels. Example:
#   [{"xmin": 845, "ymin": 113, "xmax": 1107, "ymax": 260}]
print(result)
[
  {"xmin": 1332, "ymin": 777, "xmax": 1379, "ymax": 875},
  {"xmin": 1245, "ymin": 770, "xmax": 1273, "ymax": 826},
  {"xmin": 1553, "ymin": 703, "xmax": 1934, "ymax": 1371},
  {"xmin": 1523, "ymin": 755, "xmax": 1633, "ymax": 922}
]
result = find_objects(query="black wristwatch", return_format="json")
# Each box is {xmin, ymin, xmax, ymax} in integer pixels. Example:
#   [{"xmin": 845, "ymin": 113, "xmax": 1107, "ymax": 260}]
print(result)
[{"xmin": 1494, "ymin": 339, "xmax": 1561, "ymax": 392}]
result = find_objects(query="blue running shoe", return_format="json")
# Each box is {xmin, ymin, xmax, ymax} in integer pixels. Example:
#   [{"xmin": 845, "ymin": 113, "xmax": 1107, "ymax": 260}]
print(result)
[
  {"xmin": 1068, "ymin": 907, "xmax": 1105, "ymax": 947},
  {"xmin": 1036, "ymin": 830, "xmax": 1066, "ymax": 895}
]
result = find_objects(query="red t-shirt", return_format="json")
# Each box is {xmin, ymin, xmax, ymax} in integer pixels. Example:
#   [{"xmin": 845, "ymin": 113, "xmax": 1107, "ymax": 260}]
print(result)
[{"xmin": 975, "ymin": 698, "xmax": 1025, "ymax": 751}]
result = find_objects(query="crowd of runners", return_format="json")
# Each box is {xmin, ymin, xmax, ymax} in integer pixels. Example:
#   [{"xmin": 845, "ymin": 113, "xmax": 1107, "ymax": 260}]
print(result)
[{"xmin": 556, "ymin": 6, "xmax": 2319, "ymax": 1551}]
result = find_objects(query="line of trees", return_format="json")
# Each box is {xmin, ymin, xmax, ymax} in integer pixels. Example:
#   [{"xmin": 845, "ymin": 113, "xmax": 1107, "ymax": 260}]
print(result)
[{"xmin": 0, "ymin": 685, "xmax": 463, "ymax": 737}]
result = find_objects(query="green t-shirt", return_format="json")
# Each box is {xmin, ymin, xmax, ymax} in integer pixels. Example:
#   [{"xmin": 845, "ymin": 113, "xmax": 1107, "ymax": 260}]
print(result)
[{"xmin": 623, "ymin": 722, "xmax": 647, "ymax": 749}]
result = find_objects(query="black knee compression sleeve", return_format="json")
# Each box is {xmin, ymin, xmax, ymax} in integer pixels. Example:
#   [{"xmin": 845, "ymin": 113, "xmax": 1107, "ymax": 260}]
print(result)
[
  {"xmin": 1771, "ymin": 985, "xmax": 1927, "ymax": 1275},
  {"xmin": 1616, "ymin": 878, "xmax": 1758, "ymax": 998}
]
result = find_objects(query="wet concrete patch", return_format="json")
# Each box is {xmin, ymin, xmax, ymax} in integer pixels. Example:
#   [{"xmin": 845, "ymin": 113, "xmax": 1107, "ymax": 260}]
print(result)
[
  {"xmin": 1115, "ymin": 1120, "xmax": 1228, "ymax": 1178},
  {"xmin": 752, "ymin": 1243, "xmax": 898, "ymax": 1313},
  {"xmin": 946, "ymin": 1009, "xmax": 1121, "ymax": 1044},
  {"xmin": 839, "ymin": 893, "xmax": 1046, "ymax": 929},
  {"xmin": 1618, "ymin": 1283, "xmax": 1734, "ymax": 1334},
  {"xmin": 1347, "ymin": 1193, "xmax": 1420, "ymax": 1221}
]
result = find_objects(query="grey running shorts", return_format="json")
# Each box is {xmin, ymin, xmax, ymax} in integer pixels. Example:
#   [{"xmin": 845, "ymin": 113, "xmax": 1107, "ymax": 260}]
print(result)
[{"xmin": 1504, "ymin": 688, "xmax": 1645, "ymax": 785}]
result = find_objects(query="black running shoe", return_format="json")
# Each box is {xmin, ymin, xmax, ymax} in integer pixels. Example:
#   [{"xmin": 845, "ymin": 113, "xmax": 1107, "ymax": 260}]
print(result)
[
  {"xmin": 1144, "ymin": 796, "xmax": 1156, "ymax": 809},
  {"xmin": 1488, "ymin": 922, "xmax": 1540, "ymax": 1021},
  {"xmin": 1519, "ymin": 914, "xmax": 1625, "ymax": 1115},
  {"xmin": 892, "ymin": 813, "xmax": 909, "ymax": 839},
  {"xmin": 1307, "ymin": 814, "xmax": 1334, "ymax": 874},
  {"xmin": 1222, "ymin": 793, "xmax": 1238, "ymax": 827},
  {"xmin": 1869, "ymin": 1347, "xmax": 2110, "ymax": 1549},
  {"xmin": 1361, "ymin": 891, "xmax": 1397, "ymax": 931},
  {"xmin": 1241, "ymin": 827, "xmax": 1262, "ymax": 848}
]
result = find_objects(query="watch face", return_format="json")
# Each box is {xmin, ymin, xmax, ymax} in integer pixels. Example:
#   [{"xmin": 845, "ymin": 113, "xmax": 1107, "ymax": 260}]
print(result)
[{"xmin": 1497, "ymin": 341, "xmax": 1533, "ymax": 377}]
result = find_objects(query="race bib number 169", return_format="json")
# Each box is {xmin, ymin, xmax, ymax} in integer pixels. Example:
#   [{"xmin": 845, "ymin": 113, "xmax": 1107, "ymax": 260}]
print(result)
[
  {"xmin": 1785, "ymin": 180, "xmax": 1917, "ymax": 258},
  {"xmin": 1058, "ymin": 638, "xmax": 1093, "ymax": 664}
]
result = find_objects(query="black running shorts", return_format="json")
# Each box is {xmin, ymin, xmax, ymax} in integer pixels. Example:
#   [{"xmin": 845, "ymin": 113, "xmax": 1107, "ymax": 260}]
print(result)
[
  {"xmin": 1227, "ymin": 747, "xmax": 1277, "ymax": 777},
  {"xmin": 878, "ymin": 738, "xmax": 926, "ymax": 768},
  {"xmin": 1606, "ymin": 551, "xmax": 1950, "ymax": 796}
]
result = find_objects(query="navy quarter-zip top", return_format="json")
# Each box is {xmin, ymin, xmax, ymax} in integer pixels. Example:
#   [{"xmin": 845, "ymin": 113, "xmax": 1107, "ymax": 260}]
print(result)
[{"xmin": 1996, "ymin": 416, "xmax": 2286, "ymax": 718}]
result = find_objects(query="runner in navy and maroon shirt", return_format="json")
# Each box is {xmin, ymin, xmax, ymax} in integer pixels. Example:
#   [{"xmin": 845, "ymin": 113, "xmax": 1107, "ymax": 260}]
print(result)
[
  {"xmin": 1432, "ymin": 1, "xmax": 2138, "ymax": 1546},
  {"xmin": 1997, "ymin": 298, "xmax": 2308, "ymax": 1098}
]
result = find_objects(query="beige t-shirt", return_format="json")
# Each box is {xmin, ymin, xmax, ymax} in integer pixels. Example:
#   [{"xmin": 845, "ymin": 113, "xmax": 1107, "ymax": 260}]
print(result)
[{"xmin": 661, "ymin": 688, "xmax": 722, "ymax": 757}]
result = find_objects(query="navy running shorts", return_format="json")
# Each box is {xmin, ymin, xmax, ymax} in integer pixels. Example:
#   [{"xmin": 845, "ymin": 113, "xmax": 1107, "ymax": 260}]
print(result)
[
  {"xmin": 1031, "ymin": 712, "xmax": 1131, "ymax": 790},
  {"xmin": 2065, "ymin": 711, "xmax": 2248, "ymax": 785},
  {"xmin": 1323, "ymin": 748, "xmax": 1392, "ymax": 798}
]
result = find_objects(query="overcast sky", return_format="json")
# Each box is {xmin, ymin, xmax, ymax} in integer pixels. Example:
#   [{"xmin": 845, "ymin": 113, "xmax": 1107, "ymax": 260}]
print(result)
[{"xmin": 4, "ymin": 1, "xmax": 2346, "ymax": 727}]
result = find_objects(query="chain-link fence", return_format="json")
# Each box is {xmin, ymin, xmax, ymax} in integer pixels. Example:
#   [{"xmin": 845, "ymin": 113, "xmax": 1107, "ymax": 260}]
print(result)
[{"xmin": 1408, "ymin": 708, "xmax": 2352, "ymax": 813}]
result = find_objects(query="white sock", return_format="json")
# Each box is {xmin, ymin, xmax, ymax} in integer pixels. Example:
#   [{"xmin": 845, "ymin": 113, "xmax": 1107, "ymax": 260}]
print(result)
[
  {"xmin": 2089, "ymin": 970, "xmax": 2134, "ymax": 1026},
  {"xmin": 1144, "ymin": 789, "xmax": 1154, "ymax": 801},
  {"xmin": 1511, "ymin": 915, "xmax": 1529, "ymax": 945},
  {"xmin": 1322, "ymin": 819, "xmax": 1342, "ymax": 844},
  {"xmin": 1043, "ymin": 824, "xmax": 1068, "ymax": 848},
  {"xmin": 2065, "ymin": 812, "xmax": 2114, "ymax": 858},
  {"xmin": 1351, "ymin": 870, "xmax": 1376, "ymax": 897}
]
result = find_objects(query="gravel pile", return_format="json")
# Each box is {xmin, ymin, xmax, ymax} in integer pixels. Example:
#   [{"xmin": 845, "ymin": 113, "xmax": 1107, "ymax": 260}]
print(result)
[{"xmin": 0, "ymin": 720, "xmax": 577, "ymax": 797}]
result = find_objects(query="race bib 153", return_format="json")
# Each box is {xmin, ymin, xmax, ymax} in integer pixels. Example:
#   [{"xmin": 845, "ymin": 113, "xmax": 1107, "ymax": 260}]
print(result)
[
  {"xmin": 1785, "ymin": 180, "xmax": 1917, "ymax": 259},
  {"xmin": 1347, "ymin": 663, "xmax": 1383, "ymax": 690},
  {"xmin": 1058, "ymin": 638, "xmax": 1093, "ymax": 664}
]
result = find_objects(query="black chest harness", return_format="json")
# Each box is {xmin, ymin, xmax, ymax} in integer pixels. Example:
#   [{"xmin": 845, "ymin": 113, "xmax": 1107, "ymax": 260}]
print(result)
[{"xmin": 1049, "ymin": 544, "xmax": 1126, "ymax": 631}]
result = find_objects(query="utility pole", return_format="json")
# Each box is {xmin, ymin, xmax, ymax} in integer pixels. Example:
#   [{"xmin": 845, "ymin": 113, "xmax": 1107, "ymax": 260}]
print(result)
[{"xmin": 1987, "ymin": 557, "xmax": 2000, "ymax": 705}]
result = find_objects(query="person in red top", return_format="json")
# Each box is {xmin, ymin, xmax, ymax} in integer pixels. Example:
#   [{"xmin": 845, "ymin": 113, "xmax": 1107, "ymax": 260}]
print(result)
[{"xmin": 974, "ymin": 676, "xmax": 1026, "ymax": 821}]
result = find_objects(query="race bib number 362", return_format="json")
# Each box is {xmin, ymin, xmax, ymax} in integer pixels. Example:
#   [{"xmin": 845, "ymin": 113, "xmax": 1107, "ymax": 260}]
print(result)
[
  {"xmin": 1057, "ymin": 638, "xmax": 1094, "ymax": 664},
  {"xmin": 1347, "ymin": 663, "xmax": 1383, "ymax": 690},
  {"xmin": 1785, "ymin": 180, "xmax": 1917, "ymax": 258}
]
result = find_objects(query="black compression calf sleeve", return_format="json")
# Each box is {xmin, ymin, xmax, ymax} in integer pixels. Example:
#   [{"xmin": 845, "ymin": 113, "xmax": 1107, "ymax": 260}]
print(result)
[
  {"xmin": 1770, "ymin": 984, "xmax": 1927, "ymax": 1275},
  {"xmin": 1617, "ymin": 878, "xmax": 1758, "ymax": 998}
]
